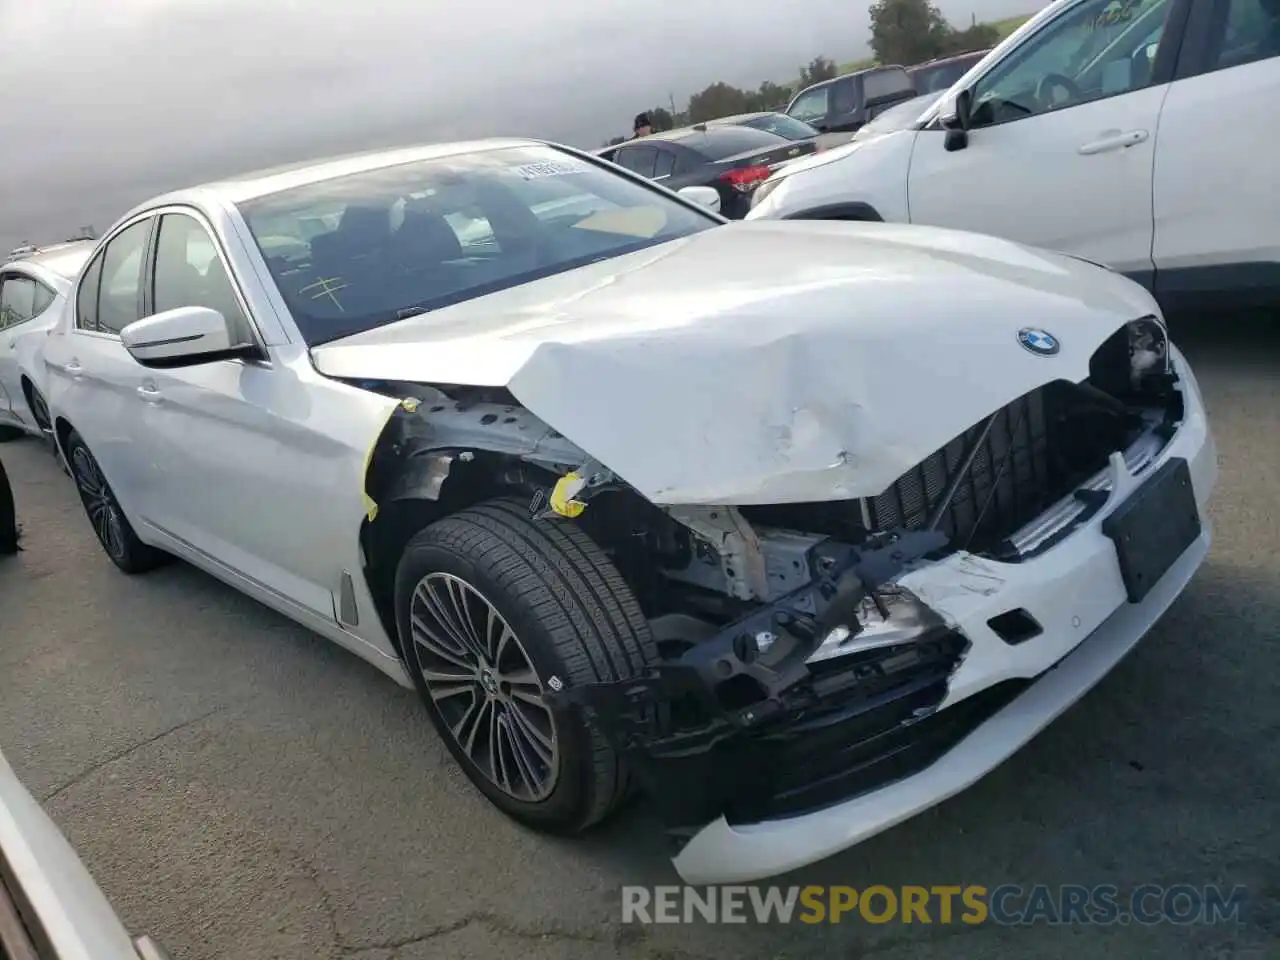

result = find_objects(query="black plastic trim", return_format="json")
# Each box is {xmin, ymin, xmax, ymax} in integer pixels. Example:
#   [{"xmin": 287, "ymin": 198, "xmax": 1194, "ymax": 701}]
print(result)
[{"xmin": 782, "ymin": 202, "xmax": 884, "ymax": 221}]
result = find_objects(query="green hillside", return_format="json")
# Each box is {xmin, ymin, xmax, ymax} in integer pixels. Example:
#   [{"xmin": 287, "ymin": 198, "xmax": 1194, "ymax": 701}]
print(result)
[{"xmin": 834, "ymin": 12, "xmax": 1032, "ymax": 75}]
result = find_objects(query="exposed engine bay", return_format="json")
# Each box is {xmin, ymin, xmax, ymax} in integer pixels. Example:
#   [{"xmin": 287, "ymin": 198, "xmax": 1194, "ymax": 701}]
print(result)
[{"xmin": 348, "ymin": 317, "xmax": 1184, "ymax": 835}]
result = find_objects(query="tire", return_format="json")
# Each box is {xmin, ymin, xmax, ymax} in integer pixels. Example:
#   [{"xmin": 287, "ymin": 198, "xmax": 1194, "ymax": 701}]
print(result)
[
  {"xmin": 63, "ymin": 429, "xmax": 169, "ymax": 574},
  {"xmin": 24, "ymin": 382, "xmax": 52, "ymax": 437},
  {"xmin": 0, "ymin": 425, "xmax": 22, "ymax": 443},
  {"xmin": 395, "ymin": 496, "xmax": 658, "ymax": 834}
]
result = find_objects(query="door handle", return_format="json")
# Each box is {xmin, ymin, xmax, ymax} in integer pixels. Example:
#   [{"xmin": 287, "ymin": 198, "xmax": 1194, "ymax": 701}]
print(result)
[
  {"xmin": 63, "ymin": 360, "xmax": 83, "ymax": 379},
  {"xmin": 136, "ymin": 383, "xmax": 163, "ymax": 403},
  {"xmin": 1078, "ymin": 129, "xmax": 1149, "ymax": 155}
]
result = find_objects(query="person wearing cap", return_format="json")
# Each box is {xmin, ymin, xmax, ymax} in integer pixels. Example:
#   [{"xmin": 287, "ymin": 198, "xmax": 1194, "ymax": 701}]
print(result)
[{"xmin": 631, "ymin": 113, "xmax": 653, "ymax": 139}]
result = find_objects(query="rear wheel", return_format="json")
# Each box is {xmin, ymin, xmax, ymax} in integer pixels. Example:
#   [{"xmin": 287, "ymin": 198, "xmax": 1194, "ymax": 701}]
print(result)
[
  {"xmin": 24, "ymin": 382, "xmax": 52, "ymax": 437},
  {"xmin": 395, "ymin": 497, "xmax": 657, "ymax": 833},
  {"xmin": 64, "ymin": 429, "xmax": 169, "ymax": 574}
]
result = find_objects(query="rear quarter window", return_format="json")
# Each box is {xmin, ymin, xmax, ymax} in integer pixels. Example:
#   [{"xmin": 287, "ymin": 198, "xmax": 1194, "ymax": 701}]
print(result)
[{"xmin": 863, "ymin": 67, "xmax": 915, "ymax": 102}]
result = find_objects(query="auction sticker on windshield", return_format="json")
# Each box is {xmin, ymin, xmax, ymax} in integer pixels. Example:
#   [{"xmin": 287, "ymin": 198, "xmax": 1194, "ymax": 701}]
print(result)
[{"xmin": 516, "ymin": 158, "xmax": 591, "ymax": 179}]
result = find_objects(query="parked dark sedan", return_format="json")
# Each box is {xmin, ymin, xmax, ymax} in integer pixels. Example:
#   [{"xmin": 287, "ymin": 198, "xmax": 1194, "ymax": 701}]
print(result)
[{"xmin": 596, "ymin": 124, "xmax": 816, "ymax": 218}]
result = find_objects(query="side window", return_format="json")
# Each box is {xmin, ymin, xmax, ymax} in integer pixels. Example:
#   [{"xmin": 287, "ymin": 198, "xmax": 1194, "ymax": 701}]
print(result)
[
  {"xmin": 652, "ymin": 148, "xmax": 677, "ymax": 179},
  {"xmin": 970, "ymin": 0, "xmax": 1176, "ymax": 127},
  {"xmin": 96, "ymin": 219, "xmax": 151, "ymax": 335},
  {"xmin": 76, "ymin": 254, "xmax": 103, "ymax": 331},
  {"xmin": 615, "ymin": 146, "xmax": 658, "ymax": 177},
  {"xmin": 0, "ymin": 276, "xmax": 36, "ymax": 329},
  {"xmin": 31, "ymin": 283, "xmax": 55, "ymax": 317},
  {"xmin": 1205, "ymin": 0, "xmax": 1280, "ymax": 71},
  {"xmin": 831, "ymin": 77, "xmax": 858, "ymax": 114},
  {"xmin": 152, "ymin": 214, "xmax": 253, "ymax": 342},
  {"xmin": 787, "ymin": 85, "xmax": 831, "ymax": 123}
]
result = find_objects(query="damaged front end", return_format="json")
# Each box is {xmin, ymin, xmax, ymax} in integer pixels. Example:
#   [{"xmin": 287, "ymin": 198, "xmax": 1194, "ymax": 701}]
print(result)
[
  {"xmin": 551, "ymin": 316, "xmax": 1185, "ymax": 842},
  {"xmin": 350, "ymin": 316, "xmax": 1185, "ymax": 847}
]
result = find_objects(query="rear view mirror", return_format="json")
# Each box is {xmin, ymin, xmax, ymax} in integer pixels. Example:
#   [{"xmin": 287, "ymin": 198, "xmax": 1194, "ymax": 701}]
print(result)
[
  {"xmin": 121, "ymin": 306, "xmax": 251, "ymax": 368},
  {"xmin": 677, "ymin": 186, "xmax": 722, "ymax": 214}
]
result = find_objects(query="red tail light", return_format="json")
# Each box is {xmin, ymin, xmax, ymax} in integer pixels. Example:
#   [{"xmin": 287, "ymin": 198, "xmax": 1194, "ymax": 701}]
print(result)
[{"xmin": 719, "ymin": 164, "xmax": 772, "ymax": 192}]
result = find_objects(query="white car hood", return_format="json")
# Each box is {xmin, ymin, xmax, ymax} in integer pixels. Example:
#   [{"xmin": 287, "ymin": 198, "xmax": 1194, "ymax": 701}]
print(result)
[{"xmin": 311, "ymin": 220, "xmax": 1158, "ymax": 506}]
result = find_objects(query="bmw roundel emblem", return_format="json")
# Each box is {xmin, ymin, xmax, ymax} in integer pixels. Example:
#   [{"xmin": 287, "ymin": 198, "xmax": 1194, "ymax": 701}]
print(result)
[{"xmin": 1017, "ymin": 327, "xmax": 1060, "ymax": 357}]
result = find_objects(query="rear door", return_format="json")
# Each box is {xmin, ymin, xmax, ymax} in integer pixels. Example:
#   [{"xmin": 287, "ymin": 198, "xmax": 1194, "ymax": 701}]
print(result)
[
  {"xmin": 45, "ymin": 217, "xmax": 157, "ymax": 516},
  {"xmin": 1149, "ymin": 0, "xmax": 1280, "ymax": 304}
]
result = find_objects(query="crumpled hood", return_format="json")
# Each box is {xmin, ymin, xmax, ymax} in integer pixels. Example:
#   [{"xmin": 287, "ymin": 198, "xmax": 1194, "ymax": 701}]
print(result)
[{"xmin": 312, "ymin": 219, "xmax": 1159, "ymax": 505}]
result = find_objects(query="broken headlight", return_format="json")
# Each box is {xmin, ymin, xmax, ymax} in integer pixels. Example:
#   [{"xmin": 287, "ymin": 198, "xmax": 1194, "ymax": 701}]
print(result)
[
  {"xmin": 805, "ymin": 585, "xmax": 945, "ymax": 665},
  {"xmin": 1127, "ymin": 316, "xmax": 1170, "ymax": 387}
]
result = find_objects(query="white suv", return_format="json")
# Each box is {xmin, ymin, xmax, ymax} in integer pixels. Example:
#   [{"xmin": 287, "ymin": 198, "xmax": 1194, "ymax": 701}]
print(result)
[{"xmin": 748, "ymin": 0, "xmax": 1280, "ymax": 311}]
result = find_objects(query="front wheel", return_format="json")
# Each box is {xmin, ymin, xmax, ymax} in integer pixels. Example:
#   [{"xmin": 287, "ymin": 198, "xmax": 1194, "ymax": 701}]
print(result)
[{"xmin": 394, "ymin": 497, "xmax": 658, "ymax": 834}]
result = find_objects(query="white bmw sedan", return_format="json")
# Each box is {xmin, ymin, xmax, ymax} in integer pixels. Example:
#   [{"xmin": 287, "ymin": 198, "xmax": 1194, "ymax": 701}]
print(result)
[{"xmin": 43, "ymin": 139, "xmax": 1216, "ymax": 883}]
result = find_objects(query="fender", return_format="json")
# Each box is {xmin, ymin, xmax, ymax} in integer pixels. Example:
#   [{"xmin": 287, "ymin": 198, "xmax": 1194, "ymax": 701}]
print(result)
[{"xmin": 780, "ymin": 201, "xmax": 884, "ymax": 222}]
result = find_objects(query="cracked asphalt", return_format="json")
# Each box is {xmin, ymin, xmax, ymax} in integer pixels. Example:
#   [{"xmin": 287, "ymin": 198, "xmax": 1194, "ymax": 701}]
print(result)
[{"xmin": 1, "ymin": 316, "xmax": 1277, "ymax": 960}]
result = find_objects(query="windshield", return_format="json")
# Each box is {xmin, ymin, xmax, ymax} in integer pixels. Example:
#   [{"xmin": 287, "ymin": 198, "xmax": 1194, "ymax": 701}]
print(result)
[
  {"xmin": 237, "ymin": 145, "xmax": 717, "ymax": 345},
  {"xmin": 733, "ymin": 114, "xmax": 820, "ymax": 140},
  {"xmin": 852, "ymin": 93, "xmax": 939, "ymax": 140}
]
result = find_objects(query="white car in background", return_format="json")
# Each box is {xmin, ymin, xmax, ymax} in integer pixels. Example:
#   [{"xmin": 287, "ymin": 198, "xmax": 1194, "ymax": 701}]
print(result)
[
  {"xmin": 749, "ymin": 0, "xmax": 1280, "ymax": 311},
  {"xmin": 0, "ymin": 241, "xmax": 94, "ymax": 443},
  {"xmin": 0, "ymin": 746, "xmax": 170, "ymax": 959}
]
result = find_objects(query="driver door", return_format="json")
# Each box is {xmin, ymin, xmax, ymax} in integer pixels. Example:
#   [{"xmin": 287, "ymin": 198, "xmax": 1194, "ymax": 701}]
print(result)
[{"xmin": 907, "ymin": 0, "xmax": 1185, "ymax": 277}]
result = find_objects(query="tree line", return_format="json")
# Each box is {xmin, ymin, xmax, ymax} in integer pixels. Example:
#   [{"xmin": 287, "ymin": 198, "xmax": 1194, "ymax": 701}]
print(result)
[{"xmin": 604, "ymin": 0, "xmax": 1003, "ymax": 145}]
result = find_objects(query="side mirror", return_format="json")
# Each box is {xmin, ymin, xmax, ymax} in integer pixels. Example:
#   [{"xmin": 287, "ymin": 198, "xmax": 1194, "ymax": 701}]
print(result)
[
  {"xmin": 940, "ymin": 88, "xmax": 973, "ymax": 152},
  {"xmin": 121, "ymin": 306, "xmax": 249, "ymax": 368},
  {"xmin": 677, "ymin": 186, "xmax": 722, "ymax": 214}
]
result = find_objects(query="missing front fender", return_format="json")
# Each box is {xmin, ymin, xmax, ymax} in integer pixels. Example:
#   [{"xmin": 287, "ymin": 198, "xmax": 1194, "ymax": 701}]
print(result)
[{"xmin": 548, "ymin": 528, "xmax": 971, "ymax": 830}]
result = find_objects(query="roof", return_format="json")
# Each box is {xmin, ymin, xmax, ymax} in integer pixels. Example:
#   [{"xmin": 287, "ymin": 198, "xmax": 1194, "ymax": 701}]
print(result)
[
  {"xmin": 148, "ymin": 138, "xmax": 547, "ymax": 206},
  {"xmin": 706, "ymin": 113, "xmax": 775, "ymax": 124},
  {"xmin": 4, "ymin": 239, "xmax": 94, "ymax": 282}
]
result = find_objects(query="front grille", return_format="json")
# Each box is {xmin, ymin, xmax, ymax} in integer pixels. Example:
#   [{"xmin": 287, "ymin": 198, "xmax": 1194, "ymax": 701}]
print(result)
[
  {"xmin": 743, "ymin": 379, "xmax": 1134, "ymax": 559},
  {"xmin": 867, "ymin": 385, "xmax": 1053, "ymax": 556}
]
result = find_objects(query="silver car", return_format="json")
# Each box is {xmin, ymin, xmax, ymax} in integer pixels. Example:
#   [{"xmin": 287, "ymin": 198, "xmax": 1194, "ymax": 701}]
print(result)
[
  {"xmin": 0, "ymin": 745, "xmax": 170, "ymax": 959},
  {"xmin": 43, "ymin": 139, "xmax": 1216, "ymax": 883},
  {"xmin": 0, "ymin": 241, "xmax": 93, "ymax": 443}
]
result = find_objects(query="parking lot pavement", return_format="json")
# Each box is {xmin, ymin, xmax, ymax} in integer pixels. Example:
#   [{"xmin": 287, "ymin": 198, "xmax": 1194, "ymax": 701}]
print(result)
[{"xmin": 1, "ymin": 316, "xmax": 1278, "ymax": 960}]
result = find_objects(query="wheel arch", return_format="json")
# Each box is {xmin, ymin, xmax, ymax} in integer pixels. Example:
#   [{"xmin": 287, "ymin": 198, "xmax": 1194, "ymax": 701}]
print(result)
[
  {"xmin": 780, "ymin": 201, "xmax": 884, "ymax": 221},
  {"xmin": 359, "ymin": 450, "xmax": 548, "ymax": 661}
]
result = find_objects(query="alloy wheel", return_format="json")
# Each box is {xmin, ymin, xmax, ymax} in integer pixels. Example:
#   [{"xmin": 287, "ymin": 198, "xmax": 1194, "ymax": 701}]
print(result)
[
  {"xmin": 29, "ymin": 389, "xmax": 52, "ymax": 435},
  {"xmin": 410, "ymin": 572, "xmax": 559, "ymax": 802},
  {"xmin": 70, "ymin": 447, "xmax": 126, "ymax": 562}
]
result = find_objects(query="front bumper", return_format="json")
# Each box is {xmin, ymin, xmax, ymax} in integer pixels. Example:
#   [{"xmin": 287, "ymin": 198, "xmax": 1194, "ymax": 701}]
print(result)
[{"xmin": 567, "ymin": 348, "xmax": 1216, "ymax": 883}]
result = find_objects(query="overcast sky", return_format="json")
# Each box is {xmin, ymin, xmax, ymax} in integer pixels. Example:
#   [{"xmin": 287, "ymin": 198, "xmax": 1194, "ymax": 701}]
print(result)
[{"xmin": 0, "ymin": 0, "xmax": 1033, "ymax": 250}]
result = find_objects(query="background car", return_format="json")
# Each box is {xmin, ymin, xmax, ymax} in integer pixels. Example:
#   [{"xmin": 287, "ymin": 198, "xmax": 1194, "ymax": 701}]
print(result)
[
  {"xmin": 705, "ymin": 111, "xmax": 848, "ymax": 151},
  {"xmin": 849, "ymin": 92, "xmax": 942, "ymax": 143},
  {"xmin": 596, "ymin": 123, "xmax": 816, "ymax": 217},
  {"xmin": 783, "ymin": 64, "xmax": 919, "ymax": 134},
  {"xmin": 0, "ymin": 744, "xmax": 171, "ymax": 959},
  {"xmin": 906, "ymin": 48, "xmax": 993, "ymax": 94},
  {"xmin": 0, "ymin": 240, "xmax": 94, "ymax": 443},
  {"xmin": 748, "ymin": 0, "xmax": 1280, "ymax": 312}
]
